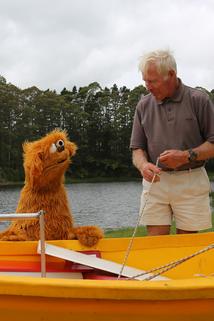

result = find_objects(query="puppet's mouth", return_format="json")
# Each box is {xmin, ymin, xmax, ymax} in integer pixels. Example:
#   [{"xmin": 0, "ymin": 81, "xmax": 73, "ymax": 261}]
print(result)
[{"xmin": 57, "ymin": 158, "xmax": 67, "ymax": 164}]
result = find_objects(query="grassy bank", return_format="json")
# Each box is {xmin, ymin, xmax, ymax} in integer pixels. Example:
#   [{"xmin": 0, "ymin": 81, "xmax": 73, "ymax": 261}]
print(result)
[
  {"xmin": 104, "ymin": 222, "xmax": 214, "ymax": 238},
  {"xmin": 105, "ymin": 226, "xmax": 147, "ymax": 238}
]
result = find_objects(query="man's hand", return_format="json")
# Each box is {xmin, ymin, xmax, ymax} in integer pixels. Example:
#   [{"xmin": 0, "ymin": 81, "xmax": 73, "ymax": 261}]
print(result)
[
  {"xmin": 132, "ymin": 149, "xmax": 161, "ymax": 182},
  {"xmin": 139, "ymin": 162, "xmax": 161, "ymax": 182},
  {"xmin": 159, "ymin": 149, "xmax": 188, "ymax": 169}
]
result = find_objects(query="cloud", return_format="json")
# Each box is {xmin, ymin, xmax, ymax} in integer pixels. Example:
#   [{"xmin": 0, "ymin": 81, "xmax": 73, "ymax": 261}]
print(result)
[{"xmin": 0, "ymin": 0, "xmax": 214, "ymax": 92}]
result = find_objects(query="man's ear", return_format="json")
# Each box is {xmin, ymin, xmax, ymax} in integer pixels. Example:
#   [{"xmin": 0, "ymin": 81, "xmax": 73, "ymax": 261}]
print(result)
[{"xmin": 168, "ymin": 69, "xmax": 176, "ymax": 78}]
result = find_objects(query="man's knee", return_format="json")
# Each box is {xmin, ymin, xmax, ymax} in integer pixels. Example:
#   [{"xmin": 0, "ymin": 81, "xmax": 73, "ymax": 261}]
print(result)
[{"xmin": 147, "ymin": 225, "xmax": 170, "ymax": 236}]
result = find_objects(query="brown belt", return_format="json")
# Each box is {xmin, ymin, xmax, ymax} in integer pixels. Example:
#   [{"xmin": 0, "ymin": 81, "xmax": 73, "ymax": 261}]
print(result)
[{"xmin": 161, "ymin": 165, "xmax": 203, "ymax": 172}]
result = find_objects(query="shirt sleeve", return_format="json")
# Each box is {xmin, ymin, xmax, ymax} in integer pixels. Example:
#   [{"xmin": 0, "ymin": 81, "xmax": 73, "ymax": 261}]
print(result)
[
  {"xmin": 195, "ymin": 93, "xmax": 214, "ymax": 143},
  {"xmin": 129, "ymin": 101, "xmax": 147, "ymax": 150}
]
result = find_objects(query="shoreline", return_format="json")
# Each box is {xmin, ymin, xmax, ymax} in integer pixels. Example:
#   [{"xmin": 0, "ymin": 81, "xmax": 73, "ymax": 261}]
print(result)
[
  {"xmin": 1, "ymin": 169, "xmax": 213, "ymax": 187},
  {"xmin": 0, "ymin": 176, "xmax": 141, "ymax": 188}
]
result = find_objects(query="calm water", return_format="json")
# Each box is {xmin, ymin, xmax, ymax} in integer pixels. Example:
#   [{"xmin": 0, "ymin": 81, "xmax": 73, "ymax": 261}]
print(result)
[
  {"xmin": 0, "ymin": 182, "xmax": 142, "ymax": 230},
  {"xmin": 1, "ymin": 181, "xmax": 213, "ymax": 231}
]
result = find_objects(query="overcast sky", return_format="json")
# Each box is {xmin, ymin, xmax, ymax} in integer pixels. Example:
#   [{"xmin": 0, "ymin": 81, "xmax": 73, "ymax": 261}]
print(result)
[{"xmin": 1, "ymin": 0, "xmax": 214, "ymax": 92}]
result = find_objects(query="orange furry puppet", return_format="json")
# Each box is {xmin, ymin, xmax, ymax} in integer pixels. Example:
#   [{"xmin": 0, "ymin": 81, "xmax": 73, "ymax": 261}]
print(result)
[{"xmin": 0, "ymin": 129, "xmax": 103, "ymax": 246}]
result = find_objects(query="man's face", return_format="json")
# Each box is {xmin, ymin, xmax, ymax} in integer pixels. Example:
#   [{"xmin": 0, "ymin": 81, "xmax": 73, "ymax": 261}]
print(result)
[{"xmin": 143, "ymin": 63, "xmax": 171, "ymax": 101}]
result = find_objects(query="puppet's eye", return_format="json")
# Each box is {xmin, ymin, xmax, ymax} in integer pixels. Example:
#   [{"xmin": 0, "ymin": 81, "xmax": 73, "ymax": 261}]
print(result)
[
  {"xmin": 50, "ymin": 143, "xmax": 57, "ymax": 153},
  {"xmin": 55, "ymin": 139, "xmax": 65, "ymax": 152}
]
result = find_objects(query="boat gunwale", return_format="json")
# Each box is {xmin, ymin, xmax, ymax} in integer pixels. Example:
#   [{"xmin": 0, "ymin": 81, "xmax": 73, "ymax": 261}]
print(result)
[
  {"xmin": 0, "ymin": 275, "xmax": 214, "ymax": 301},
  {"xmin": 0, "ymin": 232, "xmax": 214, "ymax": 255}
]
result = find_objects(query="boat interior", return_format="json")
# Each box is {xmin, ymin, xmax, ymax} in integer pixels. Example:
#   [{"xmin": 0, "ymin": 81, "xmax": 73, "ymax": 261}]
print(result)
[{"xmin": 0, "ymin": 231, "xmax": 213, "ymax": 281}]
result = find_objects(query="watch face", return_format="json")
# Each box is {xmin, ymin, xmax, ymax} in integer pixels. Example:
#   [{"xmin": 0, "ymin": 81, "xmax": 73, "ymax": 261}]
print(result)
[{"xmin": 188, "ymin": 149, "xmax": 197, "ymax": 161}]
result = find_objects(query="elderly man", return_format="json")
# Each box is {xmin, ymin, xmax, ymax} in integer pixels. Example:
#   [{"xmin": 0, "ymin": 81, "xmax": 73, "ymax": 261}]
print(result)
[{"xmin": 130, "ymin": 49, "xmax": 214, "ymax": 236}]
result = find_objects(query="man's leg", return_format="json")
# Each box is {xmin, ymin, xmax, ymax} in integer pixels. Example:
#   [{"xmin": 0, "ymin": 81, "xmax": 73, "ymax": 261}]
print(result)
[
  {"xmin": 176, "ymin": 228, "xmax": 197, "ymax": 234},
  {"xmin": 172, "ymin": 168, "xmax": 212, "ymax": 233},
  {"xmin": 140, "ymin": 174, "xmax": 172, "ymax": 233},
  {"xmin": 147, "ymin": 225, "xmax": 170, "ymax": 236}
]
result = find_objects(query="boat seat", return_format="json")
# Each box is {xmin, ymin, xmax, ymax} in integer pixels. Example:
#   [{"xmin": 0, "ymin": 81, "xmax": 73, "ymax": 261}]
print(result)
[{"xmin": 38, "ymin": 242, "xmax": 169, "ymax": 281}]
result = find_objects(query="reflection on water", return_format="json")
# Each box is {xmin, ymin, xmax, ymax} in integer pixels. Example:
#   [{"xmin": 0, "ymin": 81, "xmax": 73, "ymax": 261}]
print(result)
[{"xmin": 0, "ymin": 182, "xmax": 142, "ymax": 229}]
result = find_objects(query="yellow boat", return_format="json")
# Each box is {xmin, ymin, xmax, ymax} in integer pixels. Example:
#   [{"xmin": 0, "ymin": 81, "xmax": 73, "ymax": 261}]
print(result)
[{"xmin": 0, "ymin": 232, "xmax": 214, "ymax": 321}]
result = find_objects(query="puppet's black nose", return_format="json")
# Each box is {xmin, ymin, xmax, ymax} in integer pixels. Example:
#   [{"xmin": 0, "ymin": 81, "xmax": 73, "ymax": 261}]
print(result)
[{"xmin": 56, "ymin": 139, "xmax": 65, "ymax": 152}]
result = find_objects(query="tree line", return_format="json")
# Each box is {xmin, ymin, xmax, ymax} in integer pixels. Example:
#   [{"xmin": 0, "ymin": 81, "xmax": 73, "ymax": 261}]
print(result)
[{"xmin": 0, "ymin": 75, "xmax": 214, "ymax": 183}]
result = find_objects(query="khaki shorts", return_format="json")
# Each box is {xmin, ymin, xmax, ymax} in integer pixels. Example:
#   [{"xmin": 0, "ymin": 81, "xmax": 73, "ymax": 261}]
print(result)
[{"xmin": 139, "ymin": 167, "xmax": 212, "ymax": 231}]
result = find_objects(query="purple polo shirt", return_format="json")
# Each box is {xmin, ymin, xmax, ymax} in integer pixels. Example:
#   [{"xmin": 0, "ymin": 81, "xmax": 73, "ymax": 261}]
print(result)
[{"xmin": 130, "ymin": 80, "xmax": 214, "ymax": 169}]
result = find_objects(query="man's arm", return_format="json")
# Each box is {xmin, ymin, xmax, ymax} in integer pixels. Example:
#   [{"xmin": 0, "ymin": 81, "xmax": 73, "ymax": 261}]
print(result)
[
  {"xmin": 132, "ymin": 149, "xmax": 161, "ymax": 182},
  {"xmin": 159, "ymin": 141, "xmax": 214, "ymax": 168},
  {"xmin": 193, "ymin": 141, "xmax": 214, "ymax": 160}
]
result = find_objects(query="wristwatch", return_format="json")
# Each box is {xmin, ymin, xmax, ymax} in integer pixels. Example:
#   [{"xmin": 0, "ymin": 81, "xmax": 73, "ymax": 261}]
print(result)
[{"xmin": 188, "ymin": 149, "xmax": 198, "ymax": 162}]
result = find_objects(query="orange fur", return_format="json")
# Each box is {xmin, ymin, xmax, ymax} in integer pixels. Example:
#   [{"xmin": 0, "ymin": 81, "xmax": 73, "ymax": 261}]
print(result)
[{"xmin": 0, "ymin": 129, "xmax": 103, "ymax": 246}]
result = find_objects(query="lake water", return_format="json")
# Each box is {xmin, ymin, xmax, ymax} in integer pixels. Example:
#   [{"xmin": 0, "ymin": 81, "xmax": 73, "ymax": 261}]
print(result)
[
  {"xmin": 0, "ymin": 182, "xmax": 142, "ymax": 230},
  {"xmin": 1, "ymin": 181, "xmax": 213, "ymax": 231}
]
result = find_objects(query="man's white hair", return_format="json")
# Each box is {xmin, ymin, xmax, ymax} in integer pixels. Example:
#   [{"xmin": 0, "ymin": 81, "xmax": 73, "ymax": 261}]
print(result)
[{"xmin": 139, "ymin": 49, "xmax": 177, "ymax": 76}]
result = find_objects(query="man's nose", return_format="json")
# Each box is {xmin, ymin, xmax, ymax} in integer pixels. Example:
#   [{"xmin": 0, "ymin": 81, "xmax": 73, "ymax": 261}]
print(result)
[{"xmin": 145, "ymin": 81, "xmax": 153, "ymax": 91}]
